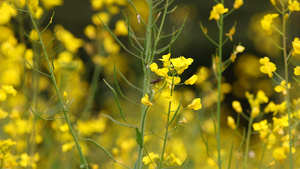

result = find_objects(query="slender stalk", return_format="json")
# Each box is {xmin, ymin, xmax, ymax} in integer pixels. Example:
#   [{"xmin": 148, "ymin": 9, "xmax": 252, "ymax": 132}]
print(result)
[
  {"xmin": 281, "ymin": 3, "xmax": 293, "ymax": 168},
  {"xmin": 82, "ymin": 63, "xmax": 102, "ymax": 120},
  {"xmin": 243, "ymin": 117, "xmax": 253, "ymax": 169},
  {"xmin": 136, "ymin": 1, "xmax": 153, "ymax": 168},
  {"xmin": 216, "ymin": 1, "xmax": 224, "ymax": 168},
  {"xmin": 25, "ymin": 1, "xmax": 89, "ymax": 168},
  {"xmin": 158, "ymin": 77, "xmax": 174, "ymax": 169}
]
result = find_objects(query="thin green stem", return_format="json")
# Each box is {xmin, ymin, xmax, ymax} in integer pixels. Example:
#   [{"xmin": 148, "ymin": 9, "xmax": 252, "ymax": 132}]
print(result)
[
  {"xmin": 281, "ymin": 3, "xmax": 293, "ymax": 168},
  {"xmin": 216, "ymin": 1, "xmax": 224, "ymax": 168},
  {"xmin": 158, "ymin": 77, "xmax": 174, "ymax": 169},
  {"xmin": 25, "ymin": 1, "xmax": 89, "ymax": 168},
  {"xmin": 243, "ymin": 117, "xmax": 253, "ymax": 169},
  {"xmin": 135, "ymin": 1, "xmax": 153, "ymax": 168},
  {"xmin": 82, "ymin": 63, "xmax": 102, "ymax": 120}
]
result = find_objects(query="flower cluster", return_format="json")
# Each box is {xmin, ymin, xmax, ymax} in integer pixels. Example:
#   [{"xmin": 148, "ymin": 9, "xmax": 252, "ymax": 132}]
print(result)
[
  {"xmin": 141, "ymin": 54, "xmax": 202, "ymax": 111},
  {"xmin": 209, "ymin": 4, "xmax": 228, "ymax": 21},
  {"xmin": 259, "ymin": 56, "xmax": 277, "ymax": 78}
]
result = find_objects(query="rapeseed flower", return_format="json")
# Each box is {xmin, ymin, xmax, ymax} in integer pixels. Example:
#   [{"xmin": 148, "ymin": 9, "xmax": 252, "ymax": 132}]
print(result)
[
  {"xmin": 170, "ymin": 56, "xmax": 193, "ymax": 74},
  {"xmin": 288, "ymin": 0, "xmax": 300, "ymax": 11},
  {"xmin": 143, "ymin": 152, "xmax": 160, "ymax": 165},
  {"xmin": 141, "ymin": 94, "xmax": 153, "ymax": 106},
  {"xmin": 209, "ymin": 4, "xmax": 228, "ymax": 20},
  {"xmin": 114, "ymin": 20, "xmax": 128, "ymax": 36},
  {"xmin": 232, "ymin": 100, "xmax": 242, "ymax": 113},
  {"xmin": 0, "ymin": 3, "xmax": 17, "ymax": 25},
  {"xmin": 187, "ymin": 98, "xmax": 202, "ymax": 110},
  {"xmin": 294, "ymin": 66, "xmax": 300, "ymax": 75},
  {"xmin": 292, "ymin": 37, "xmax": 300, "ymax": 56},
  {"xmin": 184, "ymin": 75, "xmax": 198, "ymax": 85},
  {"xmin": 274, "ymin": 81, "xmax": 290, "ymax": 95},
  {"xmin": 259, "ymin": 56, "xmax": 276, "ymax": 78},
  {"xmin": 40, "ymin": 0, "xmax": 63, "ymax": 10},
  {"xmin": 272, "ymin": 147, "xmax": 286, "ymax": 164},
  {"xmin": 261, "ymin": 14, "xmax": 279, "ymax": 35},
  {"xmin": 233, "ymin": 0, "xmax": 243, "ymax": 9},
  {"xmin": 227, "ymin": 116, "xmax": 236, "ymax": 129}
]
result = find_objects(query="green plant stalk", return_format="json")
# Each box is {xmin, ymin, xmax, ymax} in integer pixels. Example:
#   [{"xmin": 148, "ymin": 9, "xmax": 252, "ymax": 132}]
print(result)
[
  {"xmin": 243, "ymin": 117, "xmax": 253, "ymax": 169},
  {"xmin": 26, "ymin": 2, "xmax": 89, "ymax": 168},
  {"xmin": 82, "ymin": 63, "xmax": 102, "ymax": 120},
  {"xmin": 158, "ymin": 77, "xmax": 174, "ymax": 169},
  {"xmin": 136, "ymin": 0, "xmax": 153, "ymax": 168},
  {"xmin": 216, "ymin": 1, "xmax": 224, "ymax": 168},
  {"xmin": 281, "ymin": 5, "xmax": 293, "ymax": 168}
]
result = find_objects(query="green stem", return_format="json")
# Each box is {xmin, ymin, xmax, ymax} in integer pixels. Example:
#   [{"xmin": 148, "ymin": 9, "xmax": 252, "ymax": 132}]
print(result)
[
  {"xmin": 158, "ymin": 77, "xmax": 174, "ymax": 169},
  {"xmin": 216, "ymin": 2, "xmax": 224, "ymax": 168},
  {"xmin": 243, "ymin": 117, "xmax": 253, "ymax": 169},
  {"xmin": 26, "ymin": 1, "xmax": 89, "ymax": 168},
  {"xmin": 82, "ymin": 63, "xmax": 102, "ymax": 120},
  {"xmin": 281, "ymin": 4, "xmax": 293, "ymax": 169},
  {"xmin": 136, "ymin": 1, "xmax": 153, "ymax": 168}
]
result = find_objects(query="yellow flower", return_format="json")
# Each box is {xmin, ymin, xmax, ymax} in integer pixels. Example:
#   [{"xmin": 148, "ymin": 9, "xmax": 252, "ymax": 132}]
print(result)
[
  {"xmin": 226, "ymin": 25, "xmax": 236, "ymax": 41},
  {"xmin": 233, "ymin": 0, "xmax": 243, "ymax": 9},
  {"xmin": 288, "ymin": 0, "xmax": 300, "ymax": 11},
  {"xmin": 187, "ymin": 98, "xmax": 202, "ymax": 110},
  {"xmin": 28, "ymin": 0, "xmax": 39, "ymax": 14},
  {"xmin": 256, "ymin": 90, "xmax": 269, "ymax": 103},
  {"xmin": 161, "ymin": 92, "xmax": 173, "ymax": 102},
  {"xmin": 143, "ymin": 152, "xmax": 160, "ymax": 165},
  {"xmin": 92, "ymin": 12, "xmax": 110, "ymax": 26},
  {"xmin": 2, "ymin": 85, "xmax": 17, "ymax": 96},
  {"xmin": 294, "ymin": 66, "xmax": 300, "ymax": 75},
  {"xmin": 251, "ymin": 106, "xmax": 260, "ymax": 118},
  {"xmin": 170, "ymin": 56, "xmax": 193, "ymax": 74},
  {"xmin": 84, "ymin": 24, "xmax": 96, "ymax": 39},
  {"xmin": 274, "ymin": 81, "xmax": 290, "ymax": 95},
  {"xmin": 62, "ymin": 142, "xmax": 75, "ymax": 152},
  {"xmin": 232, "ymin": 100, "xmax": 242, "ymax": 113},
  {"xmin": 0, "ymin": 3, "xmax": 17, "ymax": 25},
  {"xmin": 29, "ymin": 29, "xmax": 39, "ymax": 41},
  {"xmin": 292, "ymin": 37, "xmax": 300, "ymax": 56},
  {"xmin": 55, "ymin": 25, "xmax": 84, "ymax": 53},
  {"xmin": 0, "ymin": 109, "xmax": 8, "ymax": 119},
  {"xmin": 227, "ymin": 116, "xmax": 236, "ymax": 129},
  {"xmin": 209, "ymin": 3, "xmax": 229, "ymax": 20},
  {"xmin": 149, "ymin": 63, "xmax": 158, "ymax": 72},
  {"xmin": 184, "ymin": 75, "xmax": 198, "ymax": 85},
  {"xmin": 155, "ymin": 68, "xmax": 169, "ymax": 77},
  {"xmin": 141, "ymin": 94, "xmax": 153, "ymax": 106},
  {"xmin": 159, "ymin": 53, "xmax": 171, "ymax": 67},
  {"xmin": 40, "ymin": 0, "xmax": 63, "ymax": 10},
  {"xmin": 272, "ymin": 147, "xmax": 286, "ymax": 164},
  {"xmin": 114, "ymin": 20, "xmax": 128, "ymax": 36},
  {"xmin": 270, "ymin": 0, "xmax": 276, "ymax": 6},
  {"xmin": 259, "ymin": 57, "xmax": 276, "ymax": 78},
  {"xmin": 253, "ymin": 119, "xmax": 269, "ymax": 131},
  {"xmin": 260, "ymin": 14, "xmax": 279, "ymax": 35}
]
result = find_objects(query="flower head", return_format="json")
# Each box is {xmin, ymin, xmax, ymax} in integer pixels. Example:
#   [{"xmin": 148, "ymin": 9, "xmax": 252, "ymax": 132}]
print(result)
[
  {"xmin": 294, "ymin": 66, "xmax": 300, "ymax": 75},
  {"xmin": 209, "ymin": 3, "xmax": 229, "ymax": 20},
  {"xmin": 227, "ymin": 116, "xmax": 236, "ymax": 129},
  {"xmin": 292, "ymin": 37, "xmax": 300, "ymax": 56},
  {"xmin": 187, "ymin": 98, "xmax": 202, "ymax": 110},
  {"xmin": 260, "ymin": 14, "xmax": 279, "ymax": 35},
  {"xmin": 141, "ymin": 94, "xmax": 153, "ymax": 106},
  {"xmin": 288, "ymin": 0, "xmax": 300, "ymax": 12},
  {"xmin": 259, "ymin": 57, "xmax": 276, "ymax": 78},
  {"xmin": 274, "ymin": 81, "xmax": 290, "ymax": 95},
  {"xmin": 232, "ymin": 100, "xmax": 242, "ymax": 113},
  {"xmin": 233, "ymin": 0, "xmax": 244, "ymax": 9},
  {"xmin": 184, "ymin": 75, "xmax": 198, "ymax": 85}
]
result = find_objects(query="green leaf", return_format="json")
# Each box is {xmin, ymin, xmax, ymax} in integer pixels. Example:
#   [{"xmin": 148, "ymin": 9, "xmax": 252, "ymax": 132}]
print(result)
[{"xmin": 135, "ymin": 127, "xmax": 143, "ymax": 148}]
